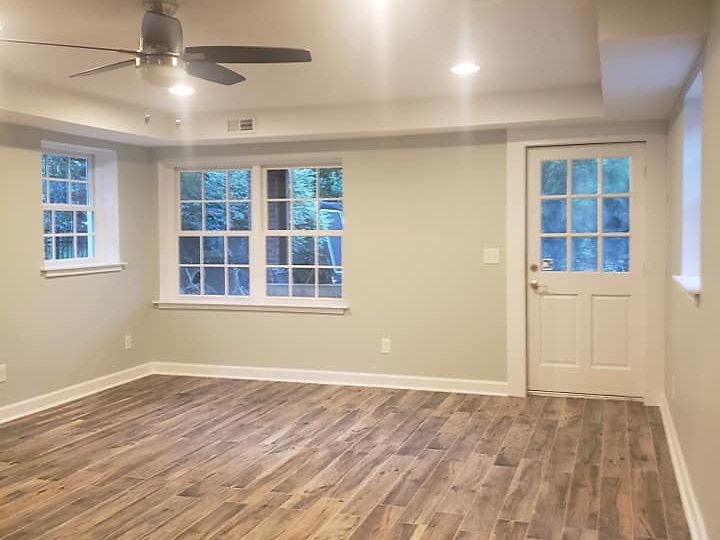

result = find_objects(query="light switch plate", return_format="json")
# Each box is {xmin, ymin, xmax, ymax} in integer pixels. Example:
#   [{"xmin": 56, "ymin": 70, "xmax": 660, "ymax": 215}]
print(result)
[{"xmin": 483, "ymin": 247, "xmax": 501, "ymax": 264}]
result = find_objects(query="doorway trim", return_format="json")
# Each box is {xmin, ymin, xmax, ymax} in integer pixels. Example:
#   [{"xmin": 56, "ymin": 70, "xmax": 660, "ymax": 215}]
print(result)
[{"xmin": 505, "ymin": 121, "xmax": 668, "ymax": 405}]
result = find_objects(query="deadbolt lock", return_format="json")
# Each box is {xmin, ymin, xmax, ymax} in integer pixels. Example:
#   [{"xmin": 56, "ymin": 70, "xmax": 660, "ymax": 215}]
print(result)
[{"xmin": 529, "ymin": 263, "xmax": 539, "ymax": 272}]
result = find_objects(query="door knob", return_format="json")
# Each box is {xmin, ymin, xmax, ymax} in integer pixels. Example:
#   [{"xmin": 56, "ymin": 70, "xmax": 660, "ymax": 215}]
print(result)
[{"xmin": 529, "ymin": 279, "xmax": 540, "ymax": 290}]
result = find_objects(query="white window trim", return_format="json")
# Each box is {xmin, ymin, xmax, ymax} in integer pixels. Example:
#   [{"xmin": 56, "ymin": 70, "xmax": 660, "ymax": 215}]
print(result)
[
  {"xmin": 156, "ymin": 154, "xmax": 348, "ymax": 313},
  {"xmin": 41, "ymin": 141, "xmax": 125, "ymax": 277}
]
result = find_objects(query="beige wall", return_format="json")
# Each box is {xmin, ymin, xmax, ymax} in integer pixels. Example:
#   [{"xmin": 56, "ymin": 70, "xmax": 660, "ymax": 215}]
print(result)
[
  {"xmin": 0, "ymin": 124, "xmax": 156, "ymax": 407},
  {"xmin": 665, "ymin": 1, "xmax": 720, "ymax": 535},
  {"xmin": 151, "ymin": 132, "xmax": 508, "ymax": 382}
]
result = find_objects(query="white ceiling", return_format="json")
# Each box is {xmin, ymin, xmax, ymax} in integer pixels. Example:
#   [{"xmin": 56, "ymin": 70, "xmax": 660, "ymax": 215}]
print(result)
[
  {"xmin": 0, "ymin": 0, "xmax": 600, "ymax": 113},
  {"xmin": 0, "ymin": 0, "xmax": 709, "ymax": 144}
]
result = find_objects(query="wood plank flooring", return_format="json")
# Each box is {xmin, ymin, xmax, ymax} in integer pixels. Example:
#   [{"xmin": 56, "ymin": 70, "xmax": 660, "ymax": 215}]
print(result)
[{"xmin": 0, "ymin": 375, "xmax": 691, "ymax": 539}]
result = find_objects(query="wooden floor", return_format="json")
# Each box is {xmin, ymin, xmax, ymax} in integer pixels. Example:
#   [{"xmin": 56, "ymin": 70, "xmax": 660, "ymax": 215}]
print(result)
[{"xmin": 0, "ymin": 376, "xmax": 690, "ymax": 540}]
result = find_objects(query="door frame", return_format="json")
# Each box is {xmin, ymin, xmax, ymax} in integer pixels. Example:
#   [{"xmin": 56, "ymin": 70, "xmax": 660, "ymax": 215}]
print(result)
[{"xmin": 505, "ymin": 122, "xmax": 668, "ymax": 405}]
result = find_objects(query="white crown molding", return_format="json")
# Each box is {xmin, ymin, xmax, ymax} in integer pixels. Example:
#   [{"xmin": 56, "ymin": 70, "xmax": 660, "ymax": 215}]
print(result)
[
  {"xmin": 659, "ymin": 394, "xmax": 709, "ymax": 540},
  {"xmin": 0, "ymin": 363, "xmax": 152, "ymax": 425}
]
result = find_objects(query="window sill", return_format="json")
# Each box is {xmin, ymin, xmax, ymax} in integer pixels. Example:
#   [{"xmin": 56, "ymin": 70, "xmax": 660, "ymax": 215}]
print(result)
[
  {"xmin": 672, "ymin": 275, "xmax": 701, "ymax": 303},
  {"xmin": 41, "ymin": 262, "xmax": 127, "ymax": 279},
  {"xmin": 153, "ymin": 300, "xmax": 349, "ymax": 315}
]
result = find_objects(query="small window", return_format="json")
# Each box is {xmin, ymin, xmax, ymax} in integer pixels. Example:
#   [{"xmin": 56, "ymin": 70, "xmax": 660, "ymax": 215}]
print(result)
[
  {"xmin": 42, "ymin": 153, "xmax": 95, "ymax": 261},
  {"xmin": 41, "ymin": 143, "xmax": 122, "ymax": 277},
  {"xmin": 681, "ymin": 73, "xmax": 702, "ymax": 279}
]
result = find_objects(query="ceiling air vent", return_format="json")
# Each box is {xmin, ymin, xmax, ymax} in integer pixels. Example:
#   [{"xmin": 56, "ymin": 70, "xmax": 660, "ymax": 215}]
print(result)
[{"xmin": 227, "ymin": 118, "xmax": 255, "ymax": 133}]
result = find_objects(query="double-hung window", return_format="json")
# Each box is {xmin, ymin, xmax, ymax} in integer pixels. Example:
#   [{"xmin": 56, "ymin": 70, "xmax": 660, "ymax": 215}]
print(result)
[
  {"xmin": 166, "ymin": 163, "xmax": 345, "ymax": 311},
  {"xmin": 42, "ymin": 152, "xmax": 95, "ymax": 261}
]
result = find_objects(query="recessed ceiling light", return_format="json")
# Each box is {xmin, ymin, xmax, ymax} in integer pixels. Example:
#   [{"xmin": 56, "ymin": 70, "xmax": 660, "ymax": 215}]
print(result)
[
  {"xmin": 168, "ymin": 84, "xmax": 195, "ymax": 96},
  {"xmin": 451, "ymin": 62, "xmax": 480, "ymax": 76}
]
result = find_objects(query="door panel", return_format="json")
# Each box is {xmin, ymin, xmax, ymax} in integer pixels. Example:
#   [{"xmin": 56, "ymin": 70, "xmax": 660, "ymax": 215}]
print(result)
[{"xmin": 527, "ymin": 143, "xmax": 645, "ymax": 397}]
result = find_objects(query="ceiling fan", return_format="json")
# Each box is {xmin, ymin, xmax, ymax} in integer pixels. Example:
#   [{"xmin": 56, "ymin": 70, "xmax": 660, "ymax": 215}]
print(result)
[{"xmin": 0, "ymin": 0, "xmax": 311, "ymax": 95}]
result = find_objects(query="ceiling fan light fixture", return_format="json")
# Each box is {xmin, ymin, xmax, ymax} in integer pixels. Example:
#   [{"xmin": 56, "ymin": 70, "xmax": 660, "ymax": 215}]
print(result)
[
  {"xmin": 169, "ymin": 83, "xmax": 195, "ymax": 96},
  {"xmin": 451, "ymin": 62, "xmax": 480, "ymax": 75}
]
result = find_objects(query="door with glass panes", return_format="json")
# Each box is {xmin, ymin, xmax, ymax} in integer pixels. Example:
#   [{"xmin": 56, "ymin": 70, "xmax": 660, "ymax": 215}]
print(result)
[{"xmin": 527, "ymin": 143, "xmax": 645, "ymax": 397}]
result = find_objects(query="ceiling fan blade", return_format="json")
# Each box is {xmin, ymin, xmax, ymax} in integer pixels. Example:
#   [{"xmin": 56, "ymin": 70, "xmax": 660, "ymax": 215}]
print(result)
[
  {"xmin": 0, "ymin": 38, "xmax": 139, "ymax": 55},
  {"xmin": 69, "ymin": 59, "xmax": 137, "ymax": 78},
  {"xmin": 186, "ymin": 61, "xmax": 246, "ymax": 85},
  {"xmin": 184, "ymin": 46, "xmax": 311, "ymax": 64}
]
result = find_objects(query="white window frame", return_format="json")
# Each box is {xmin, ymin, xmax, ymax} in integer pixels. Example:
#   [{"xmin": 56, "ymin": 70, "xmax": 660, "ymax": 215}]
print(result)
[
  {"xmin": 156, "ymin": 155, "xmax": 348, "ymax": 314},
  {"xmin": 41, "ymin": 142, "xmax": 125, "ymax": 278}
]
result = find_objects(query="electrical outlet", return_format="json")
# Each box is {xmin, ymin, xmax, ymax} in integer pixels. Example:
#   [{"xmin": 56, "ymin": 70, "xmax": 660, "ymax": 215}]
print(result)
[
  {"xmin": 381, "ymin": 338, "xmax": 392, "ymax": 354},
  {"xmin": 124, "ymin": 335, "xmax": 133, "ymax": 350},
  {"xmin": 671, "ymin": 374, "xmax": 677, "ymax": 398},
  {"xmin": 0, "ymin": 364, "xmax": 6, "ymax": 383}
]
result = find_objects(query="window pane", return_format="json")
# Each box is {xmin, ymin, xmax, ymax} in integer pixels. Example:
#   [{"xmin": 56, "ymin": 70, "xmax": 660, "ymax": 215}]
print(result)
[
  {"xmin": 76, "ymin": 211, "xmax": 93, "ymax": 233},
  {"xmin": 571, "ymin": 198, "xmax": 598, "ymax": 233},
  {"xmin": 267, "ymin": 267, "xmax": 289, "ymax": 296},
  {"xmin": 602, "ymin": 197, "xmax": 629, "ymax": 233},
  {"xmin": 70, "ymin": 158, "xmax": 88, "ymax": 180},
  {"xmin": 42, "ymin": 154, "xmax": 47, "ymax": 177},
  {"xmin": 46, "ymin": 155, "xmax": 69, "ymax": 178},
  {"xmin": 267, "ymin": 169, "xmax": 289, "ymax": 199},
  {"xmin": 204, "ymin": 171, "xmax": 227, "ymax": 200},
  {"xmin": 42, "ymin": 180, "xmax": 47, "ymax": 203},
  {"xmin": 71, "ymin": 182, "xmax": 89, "ymax": 205},
  {"xmin": 541, "ymin": 160, "xmax": 567, "ymax": 195},
  {"xmin": 229, "ymin": 170, "xmax": 250, "ymax": 199},
  {"xmin": 293, "ymin": 201, "xmax": 317, "ymax": 230},
  {"xmin": 203, "ymin": 236, "xmax": 225, "ymax": 264},
  {"xmin": 205, "ymin": 202, "xmax": 227, "ymax": 230},
  {"xmin": 292, "ymin": 268, "xmax": 316, "ymax": 297},
  {"xmin": 77, "ymin": 236, "xmax": 91, "ymax": 258},
  {"xmin": 55, "ymin": 236, "xmax": 74, "ymax": 259},
  {"xmin": 228, "ymin": 237, "xmax": 250, "ymax": 265},
  {"xmin": 319, "ymin": 268, "xmax": 342, "ymax": 298},
  {"xmin": 229, "ymin": 203, "xmax": 251, "ymax": 230},
  {"xmin": 293, "ymin": 168, "xmax": 317, "ymax": 198},
  {"xmin": 268, "ymin": 201, "xmax": 290, "ymax": 230},
  {"xmin": 572, "ymin": 237, "xmax": 597, "ymax": 272},
  {"xmin": 541, "ymin": 237, "xmax": 567, "ymax": 271},
  {"xmin": 603, "ymin": 237, "xmax": 630, "ymax": 272},
  {"xmin": 603, "ymin": 157, "xmax": 630, "ymax": 193},
  {"xmin": 320, "ymin": 200, "xmax": 344, "ymax": 230},
  {"xmin": 292, "ymin": 236, "xmax": 315, "ymax": 265},
  {"xmin": 229, "ymin": 267, "xmax": 250, "ymax": 296},
  {"xmin": 43, "ymin": 211, "xmax": 52, "ymax": 234},
  {"xmin": 266, "ymin": 236, "xmax": 288, "ymax": 265},
  {"xmin": 319, "ymin": 168, "xmax": 343, "ymax": 198},
  {"xmin": 181, "ymin": 202, "xmax": 202, "ymax": 230},
  {"xmin": 44, "ymin": 237, "xmax": 53, "ymax": 260},
  {"xmin": 572, "ymin": 159, "xmax": 598, "ymax": 194},
  {"xmin": 54, "ymin": 211, "xmax": 73, "ymax": 233},
  {"xmin": 318, "ymin": 236, "xmax": 342, "ymax": 266},
  {"xmin": 180, "ymin": 172, "xmax": 202, "ymax": 200},
  {"xmin": 541, "ymin": 199, "xmax": 566, "ymax": 233},
  {"xmin": 49, "ymin": 181, "xmax": 68, "ymax": 204},
  {"xmin": 204, "ymin": 267, "xmax": 225, "ymax": 295},
  {"xmin": 179, "ymin": 237, "xmax": 201, "ymax": 264},
  {"xmin": 179, "ymin": 267, "xmax": 201, "ymax": 295}
]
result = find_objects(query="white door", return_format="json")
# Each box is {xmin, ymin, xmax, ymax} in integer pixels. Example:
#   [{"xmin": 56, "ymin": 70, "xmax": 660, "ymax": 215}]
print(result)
[{"xmin": 527, "ymin": 143, "xmax": 646, "ymax": 397}]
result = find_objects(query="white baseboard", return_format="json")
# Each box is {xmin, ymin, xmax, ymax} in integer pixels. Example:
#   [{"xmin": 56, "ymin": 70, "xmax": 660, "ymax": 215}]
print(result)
[
  {"xmin": 0, "ymin": 363, "xmax": 152, "ymax": 425},
  {"xmin": 659, "ymin": 394, "xmax": 708, "ymax": 540},
  {"xmin": 150, "ymin": 361, "xmax": 509, "ymax": 396}
]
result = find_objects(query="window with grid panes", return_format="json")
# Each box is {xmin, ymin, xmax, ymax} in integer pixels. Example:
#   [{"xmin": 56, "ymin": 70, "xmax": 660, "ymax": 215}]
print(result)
[
  {"xmin": 175, "ymin": 165, "xmax": 343, "ymax": 302},
  {"xmin": 42, "ymin": 153, "xmax": 95, "ymax": 261}
]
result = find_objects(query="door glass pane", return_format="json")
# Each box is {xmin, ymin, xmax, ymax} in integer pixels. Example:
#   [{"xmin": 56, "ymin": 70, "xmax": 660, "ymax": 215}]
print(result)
[
  {"xmin": 181, "ymin": 202, "xmax": 202, "ymax": 230},
  {"xmin": 267, "ymin": 268, "xmax": 289, "ymax": 296},
  {"xmin": 203, "ymin": 237, "xmax": 225, "ymax": 264},
  {"xmin": 204, "ymin": 171, "xmax": 227, "ymax": 200},
  {"xmin": 266, "ymin": 236, "xmax": 288, "ymax": 265},
  {"xmin": 602, "ymin": 157, "xmax": 630, "ymax": 193},
  {"xmin": 179, "ymin": 267, "xmax": 201, "ymax": 294},
  {"xmin": 572, "ymin": 198, "xmax": 598, "ymax": 233},
  {"xmin": 292, "ymin": 236, "xmax": 315, "ymax": 265},
  {"xmin": 602, "ymin": 197, "xmax": 629, "ymax": 233},
  {"xmin": 603, "ymin": 237, "xmax": 630, "ymax": 272},
  {"xmin": 541, "ymin": 237, "xmax": 567, "ymax": 271},
  {"xmin": 318, "ymin": 236, "xmax": 342, "ymax": 266},
  {"xmin": 267, "ymin": 170, "xmax": 289, "ymax": 199},
  {"xmin": 541, "ymin": 160, "xmax": 567, "ymax": 195},
  {"xmin": 292, "ymin": 268, "xmax": 315, "ymax": 297},
  {"xmin": 228, "ymin": 170, "xmax": 250, "ymax": 199},
  {"xmin": 229, "ymin": 203, "xmax": 251, "ymax": 230},
  {"xmin": 319, "ymin": 168, "xmax": 343, "ymax": 198},
  {"xmin": 572, "ymin": 237, "xmax": 598, "ymax": 272},
  {"xmin": 293, "ymin": 168, "xmax": 317, "ymax": 198},
  {"xmin": 541, "ymin": 200, "xmax": 567, "ymax": 233},
  {"xmin": 293, "ymin": 202, "xmax": 317, "ymax": 230},
  {"xmin": 228, "ymin": 237, "xmax": 249, "ymax": 265},
  {"xmin": 203, "ymin": 267, "xmax": 225, "ymax": 295},
  {"xmin": 179, "ymin": 237, "xmax": 200, "ymax": 264},
  {"xmin": 572, "ymin": 159, "xmax": 598, "ymax": 194},
  {"xmin": 268, "ymin": 201, "xmax": 290, "ymax": 230},
  {"xmin": 319, "ymin": 268, "xmax": 342, "ymax": 298},
  {"xmin": 205, "ymin": 202, "xmax": 227, "ymax": 231},
  {"xmin": 180, "ymin": 172, "xmax": 202, "ymax": 200},
  {"xmin": 228, "ymin": 267, "xmax": 250, "ymax": 296},
  {"xmin": 320, "ymin": 201, "xmax": 343, "ymax": 230}
]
